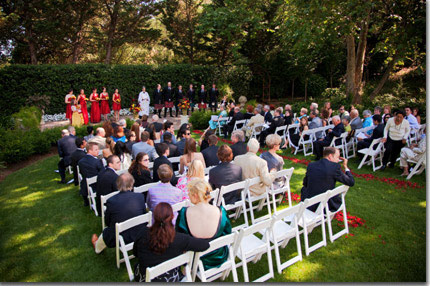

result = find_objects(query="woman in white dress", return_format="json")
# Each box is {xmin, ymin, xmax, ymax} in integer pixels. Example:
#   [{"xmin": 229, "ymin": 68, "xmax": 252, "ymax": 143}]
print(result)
[{"xmin": 138, "ymin": 86, "xmax": 150, "ymax": 118}]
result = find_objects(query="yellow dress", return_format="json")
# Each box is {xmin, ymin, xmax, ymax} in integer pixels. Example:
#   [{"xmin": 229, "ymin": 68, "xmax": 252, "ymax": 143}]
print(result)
[{"xmin": 71, "ymin": 105, "xmax": 84, "ymax": 127}]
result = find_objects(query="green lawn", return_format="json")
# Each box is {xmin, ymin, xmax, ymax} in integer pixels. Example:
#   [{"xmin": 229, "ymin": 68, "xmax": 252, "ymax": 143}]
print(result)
[{"xmin": 0, "ymin": 133, "xmax": 426, "ymax": 282}]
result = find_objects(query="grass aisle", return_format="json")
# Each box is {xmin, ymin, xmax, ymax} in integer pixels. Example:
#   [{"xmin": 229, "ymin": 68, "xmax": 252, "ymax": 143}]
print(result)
[{"xmin": 0, "ymin": 135, "xmax": 426, "ymax": 282}]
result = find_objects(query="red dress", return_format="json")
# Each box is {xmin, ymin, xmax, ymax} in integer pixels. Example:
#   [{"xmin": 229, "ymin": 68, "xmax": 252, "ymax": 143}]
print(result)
[
  {"xmin": 78, "ymin": 94, "xmax": 89, "ymax": 125},
  {"xmin": 100, "ymin": 92, "xmax": 111, "ymax": 115},
  {"xmin": 90, "ymin": 93, "xmax": 101, "ymax": 123},
  {"xmin": 112, "ymin": 93, "xmax": 121, "ymax": 111},
  {"xmin": 65, "ymin": 95, "xmax": 75, "ymax": 120}
]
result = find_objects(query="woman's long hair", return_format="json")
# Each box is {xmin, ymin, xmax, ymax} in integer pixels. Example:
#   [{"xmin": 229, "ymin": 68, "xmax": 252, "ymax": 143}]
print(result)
[
  {"xmin": 184, "ymin": 138, "xmax": 197, "ymax": 161},
  {"xmin": 128, "ymin": 152, "xmax": 149, "ymax": 175},
  {"xmin": 114, "ymin": 141, "xmax": 130, "ymax": 162},
  {"xmin": 149, "ymin": 203, "xmax": 175, "ymax": 254},
  {"xmin": 131, "ymin": 122, "xmax": 141, "ymax": 142},
  {"xmin": 102, "ymin": 121, "xmax": 114, "ymax": 138}
]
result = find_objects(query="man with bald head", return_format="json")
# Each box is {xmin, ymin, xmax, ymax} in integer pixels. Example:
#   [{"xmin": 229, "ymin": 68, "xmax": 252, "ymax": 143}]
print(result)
[
  {"xmin": 89, "ymin": 127, "xmax": 106, "ymax": 150},
  {"xmin": 313, "ymin": 115, "xmax": 345, "ymax": 160},
  {"xmin": 349, "ymin": 109, "xmax": 363, "ymax": 130}
]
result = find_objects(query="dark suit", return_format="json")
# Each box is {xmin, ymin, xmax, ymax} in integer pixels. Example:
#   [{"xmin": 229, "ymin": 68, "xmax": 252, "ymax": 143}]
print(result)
[
  {"xmin": 313, "ymin": 123, "xmax": 345, "ymax": 160},
  {"xmin": 208, "ymin": 88, "xmax": 219, "ymax": 112},
  {"xmin": 230, "ymin": 141, "xmax": 247, "ymax": 159},
  {"xmin": 57, "ymin": 135, "xmax": 77, "ymax": 182},
  {"xmin": 102, "ymin": 191, "xmax": 147, "ymax": 248},
  {"xmin": 78, "ymin": 154, "xmax": 104, "ymax": 204},
  {"xmin": 96, "ymin": 167, "xmax": 118, "ymax": 215},
  {"xmin": 187, "ymin": 89, "xmax": 196, "ymax": 112},
  {"xmin": 175, "ymin": 89, "xmax": 185, "ymax": 116},
  {"xmin": 163, "ymin": 87, "xmax": 174, "ymax": 117},
  {"xmin": 152, "ymin": 155, "xmax": 178, "ymax": 185},
  {"xmin": 259, "ymin": 115, "xmax": 285, "ymax": 146},
  {"xmin": 357, "ymin": 123, "xmax": 384, "ymax": 152},
  {"xmin": 153, "ymin": 88, "xmax": 163, "ymax": 117},
  {"xmin": 202, "ymin": 145, "xmax": 220, "ymax": 167},
  {"xmin": 264, "ymin": 112, "xmax": 273, "ymax": 123},
  {"xmin": 209, "ymin": 162, "xmax": 243, "ymax": 205},
  {"xmin": 244, "ymin": 112, "xmax": 254, "ymax": 120},
  {"xmin": 198, "ymin": 89, "xmax": 207, "ymax": 110},
  {"xmin": 301, "ymin": 158, "xmax": 354, "ymax": 211},
  {"xmin": 223, "ymin": 111, "xmax": 245, "ymax": 138},
  {"xmin": 175, "ymin": 139, "xmax": 186, "ymax": 155},
  {"xmin": 70, "ymin": 148, "xmax": 86, "ymax": 186}
]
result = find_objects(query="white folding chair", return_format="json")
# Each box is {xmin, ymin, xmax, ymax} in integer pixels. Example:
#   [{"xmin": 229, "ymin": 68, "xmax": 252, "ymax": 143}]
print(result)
[
  {"xmin": 249, "ymin": 123, "xmax": 265, "ymax": 139},
  {"xmin": 216, "ymin": 117, "xmax": 229, "ymax": 137},
  {"xmin": 210, "ymin": 188, "xmax": 220, "ymax": 206},
  {"xmin": 265, "ymin": 203, "xmax": 304, "ymax": 274},
  {"xmin": 286, "ymin": 123, "xmax": 299, "ymax": 148},
  {"xmin": 116, "ymin": 169, "xmax": 128, "ymax": 175},
  {"xmin": 343, "ymin": 133, "xmax": 356, "ymax": 159},
  {"xmin": 101, "ymin": 190, "xmax": 120, "ymax": 230},
  {"xmin": 145, "ymin": 251, "xmax": 195, "ymax": 282},
  {"xmin": 168, "ymin": 156, "xmax": 181, "ymax": 164},
  {"xmin": 171, "ymin": 199, "xmax": 192, "ymax": 213},
  {"xmin": 357, "ymin": 138, "xmax": 384, "ymax": 171},
  {"xmin": 294, "ymin": 129, "xmax": 315, "ymax": 156},
  {"xmin": 192, "ymin": 232, "xmax": 239, "ymax": 282},
  {"xmin": 154, "ymin": 139, "xmax": 161, "ymax": 144},
  {"xmin": 406, "ymin": 152, "xmax": 426, "ymax": 180},
  {"xmin": 233, "ymin": 218, "xmax": 274, "ymax": 282},
  {"xmin": 268, "ymin": 168, "xmax": 294, "ymax": 213},
  {"xmin": 148, "ymin": 161, "xmax": 154, "ymax": 170},
  {"xmin": 329, "ymin": 131, "xmax": 348, "ymax": 158},
  {"xmin": 67, "ymin": 165, "xmax": 73, "ymax": 174},
  {"xmin": 245, "ymin": 177, "xmax": 271, "ymax": 225},
  {"xmin": 233, "ymin": 119, "xmax": 247, "ymax": 132},
  {"xmin": 204, "ymin": 166, "xmax": 216, "ymax": 176},
  {"xmin": 86, "ymin": 175, "xmax": 98, "ymax": 215},
  {"xmin": 218, "ymin": 180, "xmax": 249, "ymax": 231},
  {"xmin": 115, "ymin": 212, "xmax": 152, "ymax": 281},
  {"xmin": 76, "ymin": 165, "xmax": 83, "ymax": 186},
  {"xmin": 134, "ymin": 182, "xmax": 159, "ymax": 195},
  {"xmin": 325, "ymin": 185, "xmax": 350, "ymax": 242},
  {"xmin": 275, "ymin": 125, "xmax": 287, "ymax": 139},
  {"xmin": 300, "ymin": 192, "xmax": 329, "ymax": 256}
]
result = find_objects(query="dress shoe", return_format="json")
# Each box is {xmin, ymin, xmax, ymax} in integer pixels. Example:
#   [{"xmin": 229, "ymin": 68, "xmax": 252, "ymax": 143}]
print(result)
[
  {"xmin": 380, "ymin": 164, "xmax": 386, "ymax": 171},
  {"xmin": 91, "ymin": 234, "xmax": 98, "ymax": 250}
]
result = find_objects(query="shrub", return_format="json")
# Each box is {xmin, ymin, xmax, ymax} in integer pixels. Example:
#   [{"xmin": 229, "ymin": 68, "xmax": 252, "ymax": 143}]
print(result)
[
  {"xmin": 189, "ymin": 110, "xmax": 217, "ymax": 130},
  {"xmin": 0, "ymin": 129, "xmax": 34, "ymax": 164},
  {"xmin": 11, "ymin": 106, "xmax": 42, "ymax": 130}
]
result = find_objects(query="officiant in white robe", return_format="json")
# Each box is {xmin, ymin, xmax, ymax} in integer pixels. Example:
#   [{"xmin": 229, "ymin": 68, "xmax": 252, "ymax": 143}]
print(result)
[{"xmin": 138, "ymin": 86, "xmax": 150, "ymax": 117}]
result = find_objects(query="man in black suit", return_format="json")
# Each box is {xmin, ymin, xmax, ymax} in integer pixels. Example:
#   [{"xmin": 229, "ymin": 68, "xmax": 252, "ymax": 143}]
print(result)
[
  {"xmin": 209, "ymin": 145, "xmax": 243, "ymax": 205},
  {"xmin": 198, "ymin": 84, "xmax": 207, "ymax": 111},
  {"xmin": 153, "ymin": 84, "xmax": 163, "ymax": 118},
  {"xmin": 223, "ymin": 106, "xmax": 244, "ymax": 139},
  {"xmin": 259, "ymin": 108, "xmax": 284, "ymax": 147},
  {"xmin": 202, "ymin": 134, "xmax": 220, "ymax": 167},
  {"xmin": 313, "ymin": 115, "xmax": 345, "ymax": 160},
  {"xmin": 152, "ymin": 143, "xmax": 178, "ymax": 185},
  {"xmin": 163, "ymin": 81, "xmax": 174, "ymax": 117},
  {"xmin": 263, "ymin": 105, "xmax": 273, "ymax": 123},
  {"xmin": 160, "ymin": 132, "xmax": 180, "ymax": 158},
  {"xmin": 230, "ymin": 130, "xmax": 247, "ymax": 159},
  {"xmin": 78, "ymin": 142, "xmax": 104, "ymax": 206},
  {"xmin": 187, "ymin": 84, "xmax": 196, "ymax": 113},
  {"xmin": 91, "ymin": 173, "xmax": 146, "ymax": 254},
  {"xmin": 70, "ymin": 137, "xmax": 87, "ymax": 186},
  {"xmin": 357, "ymin": 114, "xmax": 384, "ymax": 155},
  {"xmin": 175, "ymin": 85, "xmax": 185, "ymax": 117},
  {"xmin": 301, "ymin": 147, "xmax": 355, "ymax": 212},
  {"xmin": 57, "ymin": 129, "xmax": 77, "ymax": 184},
  {"xmin": 95, "ymin": 155, "xmax": 121, "ymax": 215},
  {"xmin": 208, "ymin": 83, "xmax": 219, "ymax": 112},
  {"xmin": 175, "ymin": 124, "xmax": 191, "ymax": 155},
  {"xmin": 228, "ymin": 102, "xmax": 236, "ymax": 118}
]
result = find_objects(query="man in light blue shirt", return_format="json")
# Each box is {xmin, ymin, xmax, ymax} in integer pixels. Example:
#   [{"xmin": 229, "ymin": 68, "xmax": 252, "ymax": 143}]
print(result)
[
  {"xmin": 132, "ymin": 131, "xmax": 158, "ymax": 161},
  {"xmin": 405, "ymin": 107, "xmax": 419, "ymax": 129},
  {"xmin": 160, "ymin": 120, "xmax": 177, "ymax": 144}
]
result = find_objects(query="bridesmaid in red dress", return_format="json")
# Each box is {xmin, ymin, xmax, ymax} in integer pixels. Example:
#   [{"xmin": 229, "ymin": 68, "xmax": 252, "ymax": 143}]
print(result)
[
  {"xmin": 112, "ymin": 88, "xmax": 121, "ymax": 122},
  {"xmin": 100, "ymin": 87, "xmax": 111, "ymax": 121},
  {"xmin": 78, "ymin": 89, "xmax": 89, "ymax": 125},
  {"xmin": 65, "ymin": 89, "xmax": 76, "ymax": 123},
  {"xmin": 90, "ymin": 88, "xmax": 101, "ymax": 123}
]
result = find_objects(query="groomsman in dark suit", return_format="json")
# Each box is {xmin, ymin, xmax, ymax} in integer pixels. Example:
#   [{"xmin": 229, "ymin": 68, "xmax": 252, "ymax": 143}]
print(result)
[
  {"xmin": 198, "ymin": 84, "xmax": 207, "ymax": 111},
  {"xmin": 57, "ymin": 129, "xmax": 77, "ymax": 184},
  {"xmin": 153, "ymin": 84, "xmax": 163, "ymax": 118},
  {"xmin": 208, "ymin": 83, "xmax": 219, "ymax": 112},
  {"xmin": 187, "ymin": 84, "xmax": 196, "ymax": 114},
  {"xmin": 78, "ymin": 142, "xmax": 104, "ymax": 206},
  {"xmin": 95, "ymin": 155, "xmax": 121, "ymax": 215},
  {"xmin": 175, "ymin": 85, "xmax": 185, "ymax": 117},
  {"xmin": 70, "ymin": 137, "xmax": 87, "ymax": 186},
  {"xmin": 92, "ymin": 173, "xmax": 146, "ymax": 254},
  {"xmin": 301, "ymin": 147, "xmax": 355, "ymax": 212},
  {"xmin": 163, "ymin": 81, "xmax": 174, "ymax": 117}
]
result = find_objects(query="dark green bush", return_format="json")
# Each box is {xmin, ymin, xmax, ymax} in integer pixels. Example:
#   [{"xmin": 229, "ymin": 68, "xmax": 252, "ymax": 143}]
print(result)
[
  {"xmin": 0, "ymin": 130, "xmax": 34, "ymax": 164},
  {"xmin": 11, "ymin": 106, "xmax": 42, "ymax": 130},
  {"xmin": 189, "ymin": 110, "xmax": 217, "ymax": 130}
]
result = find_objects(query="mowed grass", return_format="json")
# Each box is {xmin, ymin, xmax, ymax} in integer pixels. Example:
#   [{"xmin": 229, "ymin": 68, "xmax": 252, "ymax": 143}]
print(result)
[{"xmin": 0, "ymin": 133, "xmax": 426, "ymax": 282}]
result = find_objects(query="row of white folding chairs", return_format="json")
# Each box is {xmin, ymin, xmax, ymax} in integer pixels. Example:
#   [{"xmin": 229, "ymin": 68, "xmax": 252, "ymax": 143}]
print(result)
[{"xmin": 288, "ymin": 124, "xmax": 334, "ymax": 156}]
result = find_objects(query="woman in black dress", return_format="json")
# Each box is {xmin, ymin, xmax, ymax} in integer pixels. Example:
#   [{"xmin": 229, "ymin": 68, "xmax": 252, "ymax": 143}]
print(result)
[{"xmin": 128, "ymin": 152, "xmax": 152, "ymax": 188}]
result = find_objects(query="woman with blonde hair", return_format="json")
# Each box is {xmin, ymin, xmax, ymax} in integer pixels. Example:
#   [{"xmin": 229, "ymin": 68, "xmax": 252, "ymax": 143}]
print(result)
[
  {"xmin": 176, "ymin": 178, "xmax": 231, "ymax": 270},
  {"xmin": 176, "ymin": 159, "xmax": 205, "ymax": 200},
  {"xmin": 179, "ymin": 138, "xmax": 206, "ymax": 174}
]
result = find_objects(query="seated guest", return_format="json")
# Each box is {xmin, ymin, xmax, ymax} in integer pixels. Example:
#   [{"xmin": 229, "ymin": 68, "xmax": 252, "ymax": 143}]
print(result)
[
  {"xmin": 147, "ymin": 164, "xmax": 182, "ymax": 223},
  {"xmin": 161, "ymin": 132, "xmax": 180, "ymax": 158},
  {"xmin": 84, "ymin": 126, "xmax": 95, "ymax": 142},
  {"xmin": 57, "ymin": 129, "xmax": 77, "ymax": 184},
  {"xmin": 373, "ymin": 106, "xmax": 382, "ymax": 118},
  {"xmin": 349, "ymin": 109, "xmax": 363, "ymax": 130},
  {"xmin": 362, "ymin": 110, "xmax": 373, "ymax": 135},
  {"xmin": 70, "ymin": 137, "xmax": 87, "ymax": 186},
  {"xmin": 132, "ymin": 131, "xmax": 158, "ymax": 161},
  {"xmin": 324, "ymin": 102, "xmax": 333, "ymax": 118},
  {"xmin": 95, "ymin": 155, "xmax": 121, "ymax": 215},
  {"xmin": 201, "ymin": 134, "xmax": 220, "ymax": 167},
  {"xmin": 301, "ymin": 147, "xmax": 355, "ymax": 212},
  {"xmin": 176, "ymin": 179, "xmax": 231, "ymax": 270},
  {"xmin": 89, "ymin": 127, "xmax": 107, "ymax": 150},
  {"xmin": 208, "ymin": 145, "xmax": 242, "ymax": 204},
  {"xmin": 160, "ymin": 121, "xmax": 177, "ymax": 144},
  {"xmin": 176, "ymin": 159, "xmax": 205, "ymax": 201},
  {"xmin": 342, "ymin": 116, "xmax": 352, "ymax": 132},
  {"xmin": 244, "ymin": 106, "xmax": 264, "ymax": 137},
  {"xmin": 118, "ymin": 118, "xmax": 129, "ymax": 134},
  {"xmin": 338, "ymin": 105, "xmax": 349, "ymax": 119},
  {"xmin": 102, "ymin": 137, "xmax": 115, "ymax": 160},
  {"xmin": 153, "ymin": 143, "xmax": 171, "ymax": 182},
  {"xmin": 141, "ymin": 115, "xmax": 149, "ymax": 129},
  {"xmin": 114, "ymin": 141, "xmax": 132, "ymax": 170},
  {"xmin": 405, "ymin": 106, "xmax": 420, "ymax": 129},
  {"xmin": 208, "ymin": 104, "xmax": 228, "ymax": 130},
  {"xmin": 145, "ymin": 123, "xmax": 158, "ymax": 143},
  {"xmin": 288, "ymin": 116, "xmax": 309, "ymax": 151},
  {"xmin": 294, "ymin": 107, "xmax": 308, "ymax": 123},
  {"xmin": 263, "ymin": 105, "xmax": 273, "ymax": 123},
  {"xmin": 198, "ymin": 129, "xmax": 214, "ymax": 152},
  {"xmin": 133, "ymin": 203, "xmax": 209, "ymax": 282},
  {"xmin": 382, "ymin": 105, "xmax": 391, "ymax": 122},
  {"xmin": 78, "ymin": 142, "xmax": 104, "ymax": 206},
  {"xmin": 308, "ymin": 110, "xmax": 323, "ymax": 140},
  {"xmin": 131, "ymin": 122, "xmax": 141, "ymax": 143},
  {"xmin": 223, "ymin": 106, "xmax": 244, "ymax": 139},
  {"xmin": 179, "ymin": 138, "xmax": 206, "ymax": 175},
  {"xmin": 234, "ymin": 138, "xmax": 275, "ymax": 197},
  {"xmin": 244, "ymin": 105, "xmax": 254, "ymax": 120},
  {"xmin": 383, "ymin": 113, "xmax": 392, "ymax": 126},
  {"xmin": 91, "ymin": 173, "xmax": 146, "ymax": 254},
  {"xmin": 125, "ymin": 130, "xmax": 136, "ymax": 153},
  {"xmin": 283, "ymin": 109, "xmax": 293, "ymax": 126},
  {"xmin": 313, "ymin": 115, "xmax": 344, "ymax": 160},
  {"xmin": 129, "ymin": 152, "xmax": 152, "ymax": 188},
  {"xmin": 412, "ymin": 107, "xmax": 421, "ymax": 124},
  {"xmin": 357, "ymin": 114, "xmax": 384, "ymax": 153},
  {"xmin": 175, "ymin": 123, "xmax": 191, "ymax": 155},
  {"xmin": 111, "ymin": 126, "xmax": 126, "ymax": 143},
  {"xmin": 150, "ymin": 114, "xmax": 164, "ymax": 133},
  {"xmin": 260, "ymin": 134, "xmax": 284, "ymax": 172},
  {"xmin": 230, "ymin": 130, "xmax": 247, "ymax": 159},
  {"xmin": 228, "ymin": 102, "xmax": 236, "ymax": 117},
  {"xmin": 400, "ymin": 131, "xmax": 426, "ymax": 176},
  {"xmin": 102, "ymin": 120, "xmax": 114, "ymax": 138},
  {"xmin": 259, "ymin": 108, "xmax": 284, "ymax": 147},
  {"xmin": 321, "ymin": 108, "xmax": 330, "ymax": 127}
]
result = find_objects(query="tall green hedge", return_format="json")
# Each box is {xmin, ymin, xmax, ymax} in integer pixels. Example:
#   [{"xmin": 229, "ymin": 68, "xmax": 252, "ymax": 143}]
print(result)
[{"xmin": 0, "ymin": 64, "xmax": 252, "ymax": 127}]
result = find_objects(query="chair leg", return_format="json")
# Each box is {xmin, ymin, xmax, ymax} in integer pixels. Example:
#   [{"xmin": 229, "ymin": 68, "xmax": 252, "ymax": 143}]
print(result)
[
  {"xmin": 242, "ymin": 255, "xmax": 250, "ymax": 282},
  {"xmin": 358, "ymin": 154, "xmax": 368, "ymax": 169}
]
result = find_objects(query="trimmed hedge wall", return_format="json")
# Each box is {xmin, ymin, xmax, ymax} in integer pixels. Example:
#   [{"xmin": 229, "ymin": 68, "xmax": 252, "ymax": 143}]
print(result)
[{"xmin": 0, "ymin": 64, "xmax": 252, "ymax": 127}]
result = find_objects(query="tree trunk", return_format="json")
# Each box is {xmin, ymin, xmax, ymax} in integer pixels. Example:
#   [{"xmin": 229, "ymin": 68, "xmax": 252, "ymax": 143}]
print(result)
[
  {"xmin": 104, "ymin": 0, "xmax": 120, "ymax": 65},
  {"xmin": 72, "ymin": 43, "xmax": 80, "ymax": 64},
  {"xmin": 369, "ymin": 54, "xmax": 399, "ymax": 100},
  {"xmin": 27, "ymin": 27, "xmax": 38, "ymax": 65},
  {"xmin": 345, "ymin": 34, "xmax": 356, "ymax": 98},
  {"xmin": 352, "ymin": 16, "xmax": 369, "ymax": 104}
]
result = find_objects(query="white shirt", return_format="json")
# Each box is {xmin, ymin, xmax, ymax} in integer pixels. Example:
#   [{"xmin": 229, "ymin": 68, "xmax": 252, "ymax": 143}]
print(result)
[
  {"xmin": 384, "ymin": 117, "xmax": 411, "ymax": 141},
  {"xmin": 405, "ymin": 113, "xmax": 419, "ymax": 129},
  {"xmin": 138, "ymin": 91, "xmax": 150, "ymax": 116}
]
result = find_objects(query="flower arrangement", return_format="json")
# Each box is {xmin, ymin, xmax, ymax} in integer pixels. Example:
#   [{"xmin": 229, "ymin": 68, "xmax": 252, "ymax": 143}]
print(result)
[
  {"xmin": 130, "ymin": 103, "xmax": 141, "ymax": 113},
  {"xmin": 178, "ymin": 98, "xmax": 190, "ymax": 110}
]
